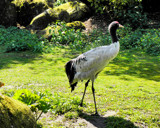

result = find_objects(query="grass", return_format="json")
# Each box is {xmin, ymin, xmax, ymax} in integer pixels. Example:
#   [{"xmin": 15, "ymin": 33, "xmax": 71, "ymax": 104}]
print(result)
[{"xmin": 0, "ymin": 46, "xmax": 160, "ymax": 128}]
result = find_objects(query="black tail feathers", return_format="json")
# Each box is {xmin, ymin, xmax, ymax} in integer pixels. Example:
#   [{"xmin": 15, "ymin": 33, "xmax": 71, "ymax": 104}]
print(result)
[{"xmin": 65, "ymin": 60, "xmax": 77, "ymax": 91}]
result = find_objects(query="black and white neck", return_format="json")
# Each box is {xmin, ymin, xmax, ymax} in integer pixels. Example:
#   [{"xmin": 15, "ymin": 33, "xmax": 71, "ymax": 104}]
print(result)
[{"xmin": 108, "ymin": 21, "xmax": 123, "ymax": 43}]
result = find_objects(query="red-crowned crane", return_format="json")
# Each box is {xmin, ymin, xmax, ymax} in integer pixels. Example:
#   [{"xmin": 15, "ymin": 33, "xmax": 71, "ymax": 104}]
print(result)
[{"xmin": 65, "ymin": 21, "xmax": 124, "ymax": 115}]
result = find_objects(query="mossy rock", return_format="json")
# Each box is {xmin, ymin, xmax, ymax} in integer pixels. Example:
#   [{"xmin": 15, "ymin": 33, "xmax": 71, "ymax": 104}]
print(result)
[
  {"xmin": 12, "ymin": 0, "xmax": 50, "ymax": 26},
  {"xmin": 29, "ymin": 8, "xmax": 69, "ymax": 30},
  {"xmin": 55, "ymin": 1, "xmax": 89, "ymax": 20},
  {"xmin": 66, "ymin": 21, "xmax": 85, "ymax": 29},
  {"xmin": 0, "ymin": 94, "xmax": 36, "ymax": 128},
  {"xmin": 29, "ymin": 1, "xmax": 89, "ymax": 30}
]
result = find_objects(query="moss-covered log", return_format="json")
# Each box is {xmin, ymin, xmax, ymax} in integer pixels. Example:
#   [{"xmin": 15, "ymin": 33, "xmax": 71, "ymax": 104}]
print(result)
[
  {"xmin": 0, "ymin": 94, "xmax": 36, "ymax": 128},
  {"xmin": 29, "ymin": 1, "xmax": 89, "ymax": 30}
]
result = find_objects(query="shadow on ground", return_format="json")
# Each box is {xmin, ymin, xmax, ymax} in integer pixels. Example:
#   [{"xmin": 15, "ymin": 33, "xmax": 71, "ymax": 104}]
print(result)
[
  {"xmin": 0, "ymin": 51, "xmax": 42, "ymax": 69},
  {"xmin": 80, "ymin": 112, "xmax": 139, "ymax": 128}
]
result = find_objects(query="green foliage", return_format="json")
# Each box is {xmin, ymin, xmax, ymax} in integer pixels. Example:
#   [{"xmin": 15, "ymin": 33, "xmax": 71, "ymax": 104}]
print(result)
[
  {"xmin": 13, "ymin": 89, "xmax": 40, "ymax": 105},
  {"xmin": 51, "ymin": 93, "xmax": 82, "ymax": 114},
  {"xmin": 54, "ymin": 0, "xmax": 68, "ymax": 7},
  {"xmin": 87, "ymin": 0, "xmax": 125, "ymax": 13},
  {"xmin": 64, "ymin": 111, "xmax": 79, "ymax": 119},
  {"xmin": 87, "ymin": 0, "xmax": 142, "ymax": 13},
  {"xmin": 113, "ymin": 5, "xmax": 148, "ymax": 28},
  {"xmin": 86, "ymin": 0, "xmax": 147, "ymax": 28},
  {"xmin": 13, "ymin": 89, "xmax": 52, "ymax": 113},
  {"xmin": 50, "ymin": 22, "xmax": 87, "ymax": 50},
  {"xmin": 48, "ymin": 22, "xmax": 111, "ymax": 52},
  {"xmin": 12, "ymin": 89, "xmax": 82, "ymax": 115},
  {"xmin": 119, "ymin": 26, "xmax": 160, "ymax": 55},
  {"xmin": 0, "ymin": 23, "xmax": 159, "ymax": 56},
  {"xmin": 0, "ymin": 26, "xmax": 43, "ymax": 52},
  {"xmin": 48, "ymin": 22, "xmax": 160, "ymax": 56},
  {"xmin": 139, "ymin": 29, "xmax": 160, "ymax": 56},
  {"xmin": 118, "ymin": 26, "xmax": 143, "ymax": 49}
]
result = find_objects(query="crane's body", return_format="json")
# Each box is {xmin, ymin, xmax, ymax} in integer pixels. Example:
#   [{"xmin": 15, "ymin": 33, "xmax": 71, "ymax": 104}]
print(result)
[
  {"xmin": 72, "ymin": 41, "xmax": 119, "ymax": 82},
  {"xmin": 65, "ymin": 21, "xmax": 123, "ymax": 115}
]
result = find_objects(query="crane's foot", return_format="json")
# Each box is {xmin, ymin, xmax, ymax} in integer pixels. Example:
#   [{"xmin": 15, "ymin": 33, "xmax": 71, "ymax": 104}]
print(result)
[
  {"xmin": 94, "ymin": 111, "xmax": 99, "ymax": 116},
  {"xmin": 91, "ymin": 111, "xmax": 99, "ymax": 116},
  {"xmin": 79, "ymin": 102, "xmax": 83, "ymax": 107}
]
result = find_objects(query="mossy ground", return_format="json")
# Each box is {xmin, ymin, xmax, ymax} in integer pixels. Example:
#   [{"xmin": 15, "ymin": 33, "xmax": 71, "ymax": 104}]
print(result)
[{"xmin": 0, "ymin": 45, "xmax": 159, "ymax": 127}]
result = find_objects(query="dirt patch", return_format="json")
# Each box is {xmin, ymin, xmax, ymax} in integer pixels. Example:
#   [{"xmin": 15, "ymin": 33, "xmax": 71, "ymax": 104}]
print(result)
[{"xmin": 39, "ymin": 111, "xmax": 117, "ymax": 128}]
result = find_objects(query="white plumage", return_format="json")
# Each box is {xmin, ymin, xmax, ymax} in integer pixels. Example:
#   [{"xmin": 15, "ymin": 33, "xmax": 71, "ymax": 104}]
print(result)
[
  {"xmin": 73, "ymin": 42, "xmax": 120, "ymax": 82},
  {"xmin": 65, "ymin": 21, "xmax": 123, "ymax": 115}
]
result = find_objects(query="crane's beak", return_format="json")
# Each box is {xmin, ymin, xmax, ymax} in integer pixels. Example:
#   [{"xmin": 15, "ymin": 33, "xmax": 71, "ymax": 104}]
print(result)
[{"xmin": 119, "ymin": 24, "xmax": 124, "ymax": 28}]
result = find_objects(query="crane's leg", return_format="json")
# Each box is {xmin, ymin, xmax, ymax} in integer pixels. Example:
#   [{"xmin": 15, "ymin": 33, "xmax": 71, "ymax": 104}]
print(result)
[
  {"xmin": 80, "ymin": 80, "xmax": 90, "ymax": 107},
  {"xmin": 92, "ymin": 80, "xmax": 98, "ymax": 115}
]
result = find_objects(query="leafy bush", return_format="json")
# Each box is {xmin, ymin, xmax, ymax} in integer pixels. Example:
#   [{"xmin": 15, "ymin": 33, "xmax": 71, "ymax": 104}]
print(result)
[
  {"xmin": 50, "ymin": 22, "xmax": 88, "ymax": 50},
  {"xmin": 12, "ymin": 89, "xmax": 52, "ymax": 121},
  {"xmin": 49, "ymin": 22, "xmax": 111, "ymax": 52},
  {"xmin": 139, "ymin": 29, "xmax": 160, "ymax": 56},
  {"xmin": 49, "ymin": 22, "xmax": 159, "ymax": 56},
  {"xmin": 119, "ymin": 26, "xmax": 144, "ymax": 49},
  {"xmin": 13, "ymin": 89, "xmax": 52, "ymax": 112},
  {"xmin": 113, "ymin": 5, "xmax": 148, "ymax": 28},
  {"xmin": 1, "ymin": 23, "xmax": 159, "ymax": 56},
  {"xmin": 87, "ymin": 0, "xmax": 141, "ymax": 13},
  {"xmin": 54, "ymin": 0, "xmax": 68, "ymax": 7},
  {"xmin": 12, "ymin": 89, "xmax": 82, "ymax": 116},
  {"xmin": 13, "ymin": 89, "xmax": 40, "ymax": 105},
  {"xmin": 119, "ymin": 26, "xmax": 160, "ymax": 55},
  {"xmin": 0, "ymin": 26, "xmax": 43, "ymax": 52},
  {"xmin": 86, "ymin": 0, "xmax": 147, "ymax": 28}
]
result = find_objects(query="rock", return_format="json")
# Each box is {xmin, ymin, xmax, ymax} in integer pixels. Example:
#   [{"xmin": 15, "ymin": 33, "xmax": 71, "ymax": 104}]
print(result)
[
  {"xmin": 55, "ymin": 1, "xmax": 89, "ymax": 21},
  {"xmin": 29, "ymin": 1, "xmax": 89, "ymax": 30},
  {"xmin": 0, "ymin": 94, "xmax": 36, "ymax": 128},
  {"xmin": 29, "ymin": 8, "xmax": 70, "ymax": 30},
  {"xmin": 0, "ymin": 0, "xmax": 17, "ymax": 27},
  {"xmin": 12, "ymin": 0, "xmax": 49, "ymax": 26}
]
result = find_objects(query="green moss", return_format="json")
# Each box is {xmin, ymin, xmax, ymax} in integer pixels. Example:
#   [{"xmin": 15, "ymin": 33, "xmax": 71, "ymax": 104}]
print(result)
[
  {"xmin": 66, "ymin": 21, "xmax": 85, "ymax": 29},
  {"xmin": 12, "ymin": 0, "xmax": 48, "ymax": 7},
  {"xmin": 55, "ymin": 1, "xmax": 89, "ymax": 20},
  {"xmin": 30, "ymin": 8, "xmax": 69, "ymax": 29},
  {"xmin": 0, "ymin": 95, "xmax": 36, "ymax": 128}
]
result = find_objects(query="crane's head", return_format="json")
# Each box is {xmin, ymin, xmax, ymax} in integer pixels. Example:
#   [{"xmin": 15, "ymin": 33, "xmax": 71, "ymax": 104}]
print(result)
[{"xmin": 108, "ymin": 21, "xmax": 124, "ymax": 33}]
